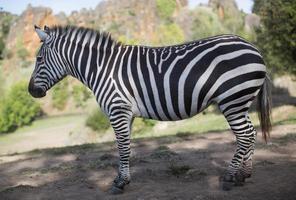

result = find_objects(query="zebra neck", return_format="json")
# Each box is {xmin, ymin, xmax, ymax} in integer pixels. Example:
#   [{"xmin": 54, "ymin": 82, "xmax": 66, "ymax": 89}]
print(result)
[{"xmin": 63, "ymin": 39, "xmax": 120, "ymax": 91}]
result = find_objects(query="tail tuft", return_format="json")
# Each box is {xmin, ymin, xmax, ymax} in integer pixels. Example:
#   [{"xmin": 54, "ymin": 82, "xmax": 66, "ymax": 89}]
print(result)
[{"xmin": 257, "ymin": 76, "xmax": 272, "ymax": 143}]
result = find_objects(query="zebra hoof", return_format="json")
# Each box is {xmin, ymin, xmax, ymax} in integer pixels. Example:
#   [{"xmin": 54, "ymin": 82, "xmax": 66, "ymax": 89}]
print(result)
[
  {"xmin": 222, "ymin": 181, "xmax": 234, "ymax": 191},
  {"xmin": 242, "ymin": 173, "xmax": 251, "ymax": 179},
  {"xmin": 234, "ymin": 173, "xmax": 245, "ymax": 186},
  {"xmin": 110, "ymin": 185, "xmax": 124, "ymax": 195},
  {"xmin": 109, "ymin": 175, "xmax": 129, "ymax": 195},
  {"xmin": 221, "ymin": 174, "xmax": 234, "ymax": 191}
]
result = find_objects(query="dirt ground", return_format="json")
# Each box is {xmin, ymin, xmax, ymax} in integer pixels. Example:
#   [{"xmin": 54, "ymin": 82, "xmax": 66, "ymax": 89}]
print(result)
[{"xmin": 0, "ymin": 124, "xmax": 295, "ymax": 200}]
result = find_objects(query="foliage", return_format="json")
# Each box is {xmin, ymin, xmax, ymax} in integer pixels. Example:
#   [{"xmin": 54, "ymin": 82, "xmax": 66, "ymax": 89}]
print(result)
[
  {"xmin": 86, "ymin": 110, "xmax": 110, "ymax": 132},
  {"xmin": 16, "ymin": 35, "xmax": 29, "ymax": 60},
  {"xmin": 0, "ymin": 64, "xmax": 4, "ymax": 96},
  {"xmin": 155, "ymin": 23, "xmax": 185, "ymax": 45},
  {"xmin": 51, "ymin": 79, "xmax": 69, "ymax": 110},
  {"xmin": 15, "ymin": 35, "xmax": 30, "ymax": 67},
  {"xmin": 132, "ymin": 118, "xmax": 157, "ymax": 135},
  {"xmin": 86, "ymin": 110, "xmax": 156, "ymax": 134},
  {"xmin": 118, "ymin": 35, "xmax": 139, "ymax": 45},
  {"xmin": 108, "ymin": 22, "xmax": 121, "ymax": 33},
  {"xmin": 213, "ymin": 0, "xmax": 245, "ymax": 34},
  {"xmin": 0, "ymin": 12, "xmax": 14, "ymax": 59},
  {"xmin": 0, "ymin": 38, "xmax": 4, "ymax": 58},
  {"xmin": 191, "ymin": 7, "xmax": 226, "ymax": 39},
  {"xmin": 156, "ymin": 0, "xmax": 176, "ymax": 20},
  {"xmin": 253, "ymin": 0, "xmax": 296, "ymax": 75},
  {"xmin": 0, "ymin": 81, "xmax": 41, "ymax": 133},
  {"xmin": 72, "ymin": 84, "xmax": 92, "ymax": 108},
  {"xmin": 190, "ymin": 5, "xmax": 249, "ymax": 41}
]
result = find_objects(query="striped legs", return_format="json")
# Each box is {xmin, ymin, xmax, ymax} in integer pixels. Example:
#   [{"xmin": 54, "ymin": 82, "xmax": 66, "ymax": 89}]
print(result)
[
  {"xmin": 239, "ymin": 116, "xmax": 256, "ymax": 178},
  {"xmin": 223, "ymin": 113, "xmax": 256, "ymax": 190},
  {"xmin": 109, "ymin": 106, "xmax": 133, "ymax": 194}
]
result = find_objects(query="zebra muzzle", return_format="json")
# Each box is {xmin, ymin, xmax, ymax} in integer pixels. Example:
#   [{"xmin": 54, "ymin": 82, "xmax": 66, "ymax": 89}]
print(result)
[{"xmin": 28, "ymin": 78, "xmax": 46, "ymax": 98}]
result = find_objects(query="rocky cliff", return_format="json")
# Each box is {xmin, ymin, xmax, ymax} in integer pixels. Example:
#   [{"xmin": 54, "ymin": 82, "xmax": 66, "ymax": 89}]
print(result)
[
  {"xmin": 3, "ymin": 0, "xmax": 188, "ymax": 66},
  {"xmin": 6, "ymin": 4, "xmax": 63, "ymax": 62},
  {"xmin": 0, "ymin": 0, "xmax": 260, "ymax": 114}
]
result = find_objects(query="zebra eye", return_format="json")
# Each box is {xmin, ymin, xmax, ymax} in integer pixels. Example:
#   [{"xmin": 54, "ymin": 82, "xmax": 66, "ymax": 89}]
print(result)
[{"xmin": 36, "ymin": 56, "xmax": 43, "ymax": 62}]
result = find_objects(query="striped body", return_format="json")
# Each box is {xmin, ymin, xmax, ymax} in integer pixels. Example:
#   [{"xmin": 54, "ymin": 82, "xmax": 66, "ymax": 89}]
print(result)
[
  {"xmin": 111, "ymin": 35, "xmax": 266, "ymax": 121},
  {"xmin": 29, "ymin": 26, "xmax": 271, "ymax": 193}
]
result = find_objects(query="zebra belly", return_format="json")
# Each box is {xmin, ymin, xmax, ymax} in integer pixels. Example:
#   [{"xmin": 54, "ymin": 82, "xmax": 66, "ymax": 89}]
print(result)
[{"xmin": 133, "ymin": 83, "xmax": 206, "ymax": 121}]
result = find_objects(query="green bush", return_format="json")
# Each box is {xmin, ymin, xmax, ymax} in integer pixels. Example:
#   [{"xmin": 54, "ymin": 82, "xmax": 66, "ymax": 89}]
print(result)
[
  {"xmin": 86, "ymin": 110, "xmax": 110, "ymax": 132},
  {"xmin": 16, "ymin": 35, "xmax": 29, "ymax": 61},
  {"xmin": 52, "ymin": 79, "xmax": 69, "ymax": 110},
  {"xmin": 155, "ymin": 23, "xmax": 185, "ymax": 45},
  {"xmin": 86, "ymin": 110, "xmax": 157, "ymax": 134},
  {"xmin": 0, "ymin": 64, "xmax": 4, "ymax": 96},
  {"xmin": 0, "ymin": 13, "xmax": 15, "ymax": 59},
  {"xmin": 16, "ymin": 47, "xmax": 29, "ymax": 60},
  {"xmin": 72, "ymin": 85, "xmax": 92, "ymax": 108},
  {"xmin": 156, "ymin": 0, "xmax": 176, "ymax": 20},
  {"xmin": 132, "ymin": 118, "xmax": 157, "ymax": 135},
  {"xmin": 0, "ymin": 81, "xmax": 42, "ymax": 133},
  {"xmin": 118, "ymin": 35, "xmax": 139, "ymax": 45},
  {"xmin": 191, "ymin": 7, "xmax": 226, "ymax": 39}
]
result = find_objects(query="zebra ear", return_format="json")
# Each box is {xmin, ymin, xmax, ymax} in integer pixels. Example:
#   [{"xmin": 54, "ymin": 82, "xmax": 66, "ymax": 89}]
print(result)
[
  {"xmin": 34, "ymin": 25, "xmax": 49, "ymax": 42},
  {"xmin": 44, "ymin": 25, "xmax": 50, "ymax": 33}
]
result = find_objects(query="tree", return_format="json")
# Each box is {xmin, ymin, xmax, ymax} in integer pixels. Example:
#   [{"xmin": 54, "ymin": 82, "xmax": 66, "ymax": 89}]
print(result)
[
  {"xmin": 0, "ymin": 12, "xmax": 15, "ymax": 59},
  {"xmin": 156, "ymin": 0, "xmax": 176, "ymax": 21},
  {"xmin": 253, "ymin": 0, "xmax": 296, "ymax": 75},
  {"xmin": 191, "ymin": 7, "xmax": 226, "ymax": 39}
]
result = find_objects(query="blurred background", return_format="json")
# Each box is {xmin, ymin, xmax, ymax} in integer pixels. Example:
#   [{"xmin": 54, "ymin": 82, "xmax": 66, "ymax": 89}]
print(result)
[{"xmin": 0, "ymin": 0, "xmax": 295, "ymax": 155}]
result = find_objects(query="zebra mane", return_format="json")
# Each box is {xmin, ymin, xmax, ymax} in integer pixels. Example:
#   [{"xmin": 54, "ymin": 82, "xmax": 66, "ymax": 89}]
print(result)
[{"xmin": 48, "ymin": 25, "xmax": 122, "ymax": 47}]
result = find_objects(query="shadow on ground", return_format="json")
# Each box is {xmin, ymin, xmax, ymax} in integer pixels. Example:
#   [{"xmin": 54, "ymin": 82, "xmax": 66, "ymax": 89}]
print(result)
[{"xmin": 0, "ymin": 124, "xmax": 296, "ymax": 200}]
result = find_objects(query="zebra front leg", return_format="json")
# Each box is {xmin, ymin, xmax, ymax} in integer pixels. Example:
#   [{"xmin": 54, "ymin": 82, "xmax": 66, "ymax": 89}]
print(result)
[{"xmin": 109, "ymin": 109, "xmax": 133, "ymax": 194}]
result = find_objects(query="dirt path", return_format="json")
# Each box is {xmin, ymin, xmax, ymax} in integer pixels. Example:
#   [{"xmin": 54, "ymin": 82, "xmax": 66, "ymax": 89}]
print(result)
[{"xmin": 0, "ymin": 124, "xmax": 295, "ymax": 200}]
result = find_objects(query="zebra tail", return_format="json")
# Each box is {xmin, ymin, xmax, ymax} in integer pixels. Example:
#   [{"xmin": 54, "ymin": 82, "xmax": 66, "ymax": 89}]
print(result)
[{"xmin": 257, "ymin": 76, "xmax": 272, "ymax": 143}]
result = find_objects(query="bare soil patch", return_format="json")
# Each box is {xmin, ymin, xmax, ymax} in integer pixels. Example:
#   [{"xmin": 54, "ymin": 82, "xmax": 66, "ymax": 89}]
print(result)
[{"xmin": 0, "ymin": 124, "xmax": 295, "ymax": 200}]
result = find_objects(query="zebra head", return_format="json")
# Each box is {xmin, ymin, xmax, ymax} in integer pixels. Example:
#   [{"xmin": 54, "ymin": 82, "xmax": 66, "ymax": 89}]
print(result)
[{"xmin": 28, "ymin": 25, "xmax": 68, "ymax": 98}]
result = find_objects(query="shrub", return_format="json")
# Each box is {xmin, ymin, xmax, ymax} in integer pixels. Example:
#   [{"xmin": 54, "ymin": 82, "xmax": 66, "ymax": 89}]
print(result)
[
  {"xmin": 16, "ymin": 35, "xmax": 29, "ymax": 61},
  {"xmin": 132, "ymin": 118, "xmax": 157, "ymax": 135},
  {"xmin": 52, "ymin": 79, "xmax": 69, "ymax": 110},
  {"xmin": 191, "ymin": 7, "xmax": 226, "ymax": 39},
  {"xmin": 16, "ymin": 47, "xmax": 29, "ymax": 61},
  {"xmin": 0, "ymin": 81, "xmax": 42, "ymax": 133},
  {"xmin": 86, "ymin": 111, "xmax": 157, "ymax": 134},
  {"xmin": 0, "ymin": 65, "xmax": 4, "ymax": 96},
  {"xmin": 156, "ymin": 0, "xmax": 176, "ymax": 20},
  {"xmin": 72, "ymin": 85, "xmax": 92, "ymax": 108},
  {"xmin": 155, "ymin": 23, "xmax": 185, "ymax": 45},
  {"xmin": 86, "ymin": 110, "xmax": 110, "ymax": 132}
]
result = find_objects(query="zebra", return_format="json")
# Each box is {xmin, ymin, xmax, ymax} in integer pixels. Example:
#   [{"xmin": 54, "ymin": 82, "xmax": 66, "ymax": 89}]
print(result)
[{"xmin": 29, "ymin": 25, "xmax": 271, "ymax": 194}]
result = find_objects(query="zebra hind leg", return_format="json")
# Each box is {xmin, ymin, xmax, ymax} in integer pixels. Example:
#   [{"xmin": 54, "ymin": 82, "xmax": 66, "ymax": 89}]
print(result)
[
  {"xmin": 222, "ymin": 113, "xmax": 256, "ymax": 190},
  {"xmin": 239, "ymin": 115, "xmax": 256, "ymax": 180}
]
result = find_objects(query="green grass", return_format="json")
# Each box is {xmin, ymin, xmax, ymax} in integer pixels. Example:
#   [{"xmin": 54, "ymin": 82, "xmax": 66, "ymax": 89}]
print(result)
[
  {"xmin": 1, "ymin": 105, "xmax": 296, "ymax": 156},
  {"xmin": 15, "ymin": 114, "xmax": 85, "ymax": 133},
  {"xmin": 132, "ymin": 106, "xmax": 296, "ymax": 140},
  {"xmin": 132, "ymin": 112, "xmax": 230, "ymax": 139}
]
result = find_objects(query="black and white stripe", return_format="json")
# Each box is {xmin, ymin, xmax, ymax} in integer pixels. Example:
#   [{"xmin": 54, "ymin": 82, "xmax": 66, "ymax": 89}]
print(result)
[{"xmin": 30, "ymin": 26, "xmax": 271, "ymax": 192}]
